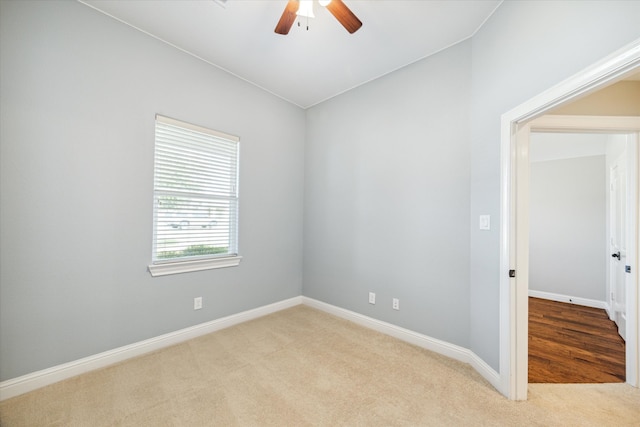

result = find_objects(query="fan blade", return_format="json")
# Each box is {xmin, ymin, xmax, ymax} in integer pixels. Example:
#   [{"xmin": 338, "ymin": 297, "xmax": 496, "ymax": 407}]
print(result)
[
  {"xmin": 275, "ymin": 0, "xmax": 299, "ymax": 35},
  {"xmin": 326, "ymin": 0, "xmax": 362, "ymax": 34}
]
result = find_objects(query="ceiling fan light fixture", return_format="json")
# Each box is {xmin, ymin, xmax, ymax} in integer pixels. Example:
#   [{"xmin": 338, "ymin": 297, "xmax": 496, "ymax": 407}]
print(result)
[
  {"xmin": 296, "ymin": 0, "xmax": 315, "ymax": 18},
  {"xmin": 275, "ymin": 0, "xmax": 361, "ymax": 35}
]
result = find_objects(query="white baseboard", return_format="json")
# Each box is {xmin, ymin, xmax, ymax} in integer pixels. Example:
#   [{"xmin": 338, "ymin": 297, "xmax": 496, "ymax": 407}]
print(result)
[
  {"xmin": 1, "ymin": 295, "xmax": 503, "ymax": 401},
  {"xmin": 0, "ymin": 296, "xmax": 302, "ymax": 401},
  {"xmin": 301, "ymin": 297, "xmax": 502, "ymax": 393},
  {"xmin": 528, "ymin": 289, "xmax": 607, "ymax": 310},
  {"xmin": 605, "ymin": 303, "xmax": 614, "ymax": 320}
]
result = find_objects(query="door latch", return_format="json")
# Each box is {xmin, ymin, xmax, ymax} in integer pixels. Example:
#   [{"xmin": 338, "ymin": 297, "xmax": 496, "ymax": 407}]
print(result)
[{"xmin": 509, "ymin": 270, "xmax": 516, "ymax": 278}]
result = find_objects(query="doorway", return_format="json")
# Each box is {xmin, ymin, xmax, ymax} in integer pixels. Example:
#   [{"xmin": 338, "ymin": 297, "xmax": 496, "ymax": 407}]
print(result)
[
  {"xmin": 499, "ymin": 38, "xmax": 640, "ymax": 400},
  {"xmin": 528, "ymin": 130, "xmax": 630, "ymax": 383},
  {"xmin": 507, "ymin": 116, "xmax": 640, "ymax": 399}
]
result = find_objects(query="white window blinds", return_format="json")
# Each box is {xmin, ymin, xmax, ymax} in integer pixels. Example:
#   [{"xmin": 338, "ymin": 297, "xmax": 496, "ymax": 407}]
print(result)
[{"xmin": 152, "ymin": 115, "xmax": 239, "ymax": 264}]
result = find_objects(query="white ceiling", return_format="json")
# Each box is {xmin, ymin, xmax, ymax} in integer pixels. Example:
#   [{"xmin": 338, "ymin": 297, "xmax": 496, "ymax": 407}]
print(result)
[{"xmin": 80, "ymin": 0, "xmax": 502, "ymax": 108}]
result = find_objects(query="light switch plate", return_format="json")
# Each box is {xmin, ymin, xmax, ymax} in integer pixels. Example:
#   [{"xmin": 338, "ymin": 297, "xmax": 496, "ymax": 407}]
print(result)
[{"xmin": 479, "ymin": 215, "xmax": 490, "ymax": 230}]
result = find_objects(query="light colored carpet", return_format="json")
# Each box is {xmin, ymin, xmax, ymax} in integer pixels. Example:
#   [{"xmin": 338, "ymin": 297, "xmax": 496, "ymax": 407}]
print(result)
[{"xmin": 1, "ymin": 305, "xmax": 639, "ymax": 426}]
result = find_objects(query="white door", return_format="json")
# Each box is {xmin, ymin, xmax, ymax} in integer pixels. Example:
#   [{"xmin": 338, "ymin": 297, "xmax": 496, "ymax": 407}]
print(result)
[{"xmin": 610, "ymin": 152, "xmax": 627, "ymax": 340}]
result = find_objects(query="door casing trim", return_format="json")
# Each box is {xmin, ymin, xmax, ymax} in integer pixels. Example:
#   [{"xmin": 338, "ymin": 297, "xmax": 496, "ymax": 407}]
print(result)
[{"xmin": 499, "ymin": 38, "xmax": 640, "ymax": 400}]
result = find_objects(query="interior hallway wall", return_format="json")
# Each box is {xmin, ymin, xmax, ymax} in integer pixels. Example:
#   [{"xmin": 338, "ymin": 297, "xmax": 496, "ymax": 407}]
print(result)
[
  {"xmin": 529, "ymin": 154, "xmax": 606, "ymax": 302},
  {"xmin": 551, "ymin": 81, "xmax": 640, "ymax": 116}
]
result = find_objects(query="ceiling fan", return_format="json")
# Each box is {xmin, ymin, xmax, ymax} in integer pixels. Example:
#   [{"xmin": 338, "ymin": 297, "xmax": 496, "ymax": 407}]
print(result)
[{"xmin": 275, "ymin": 0, "xmax": 362, "ymax": 35}]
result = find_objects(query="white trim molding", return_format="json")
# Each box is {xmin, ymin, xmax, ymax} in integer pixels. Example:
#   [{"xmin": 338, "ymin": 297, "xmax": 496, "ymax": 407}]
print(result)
[
  {"xmin": 1, "ymin": 295, "xmax": 503, "ymax": 402},
  {"xmin": 301, "ymin": 297, "xmax": 502, "ymax": 393},
  {"xmin": 0, "ymin": 296, "xmax": 301, "ymax": 401},
  {"xmin": 148, "ymin": 255, "xmax": 242, "ymax": 277},
  {"xmin": 528, "ymin": 290, "xmax": 608, "ymax": 310}
]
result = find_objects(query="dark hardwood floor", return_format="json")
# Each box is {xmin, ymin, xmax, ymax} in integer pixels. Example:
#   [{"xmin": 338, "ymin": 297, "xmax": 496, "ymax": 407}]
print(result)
[{"xmin": 528, "ymin": 297, "xmax": 625, "ymax": 383}]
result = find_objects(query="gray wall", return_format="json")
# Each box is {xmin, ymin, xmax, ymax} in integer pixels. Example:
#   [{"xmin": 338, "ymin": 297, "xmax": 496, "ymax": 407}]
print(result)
[
  {"xmin": 303, "ymin": 41, "xmax": 471, "ymax": 347},
  {"xmin": 529, "ymin": 155, "xmax": 606, "ymax": 301},
  {"xmin": 0, "ymin": 1, "xmax": 305, "ymax": 380},
  {"xmin": 469, "ymin": 0, "xmax": 640, "ymax": 370}
]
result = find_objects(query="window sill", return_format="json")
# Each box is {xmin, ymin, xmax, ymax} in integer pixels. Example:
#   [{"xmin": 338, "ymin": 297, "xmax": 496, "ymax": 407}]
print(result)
[{"xmin": 148, "ymin": 256, "xmax": 242, "ymax": 277}]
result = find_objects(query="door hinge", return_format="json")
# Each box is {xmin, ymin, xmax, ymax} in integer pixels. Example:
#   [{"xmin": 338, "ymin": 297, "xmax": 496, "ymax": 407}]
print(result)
[
  {"xmin": 509, "ymin": 269, "xmax": 516, "ymax": 278},
  {"xmin": 626, "ymin": 265, "xmax": 631, "ymax": 273}
]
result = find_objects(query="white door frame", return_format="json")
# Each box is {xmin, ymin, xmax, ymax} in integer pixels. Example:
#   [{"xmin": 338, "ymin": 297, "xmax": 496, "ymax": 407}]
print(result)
[{"xmin": 499, "ymin": 37, "xmax": 640, "ymax": 400}]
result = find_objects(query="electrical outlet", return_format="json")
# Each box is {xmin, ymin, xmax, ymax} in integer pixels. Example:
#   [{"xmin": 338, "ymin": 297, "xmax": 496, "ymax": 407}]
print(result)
[
  {"xmin": 194, "ymin": 297, "xmax": 203, "ymax": 310},
  {"xmin": 368, "ymin": 292, "xmax": 376, "ymax": 304},
  {"xmin": 392, "ymin": 298, "xmax": 399, "ymax": 310}
]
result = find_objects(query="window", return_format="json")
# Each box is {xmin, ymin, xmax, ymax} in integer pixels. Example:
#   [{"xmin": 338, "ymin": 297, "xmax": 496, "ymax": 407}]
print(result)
[{"xmin": 148, "ymin": 115, "xmax": 241, "ymax": 276}]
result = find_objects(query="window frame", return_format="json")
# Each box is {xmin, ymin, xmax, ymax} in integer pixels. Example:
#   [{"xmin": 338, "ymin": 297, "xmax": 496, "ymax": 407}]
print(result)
[{"xmin": 148, "ymin": 115, "xmax": 241, "ymax": 277}]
